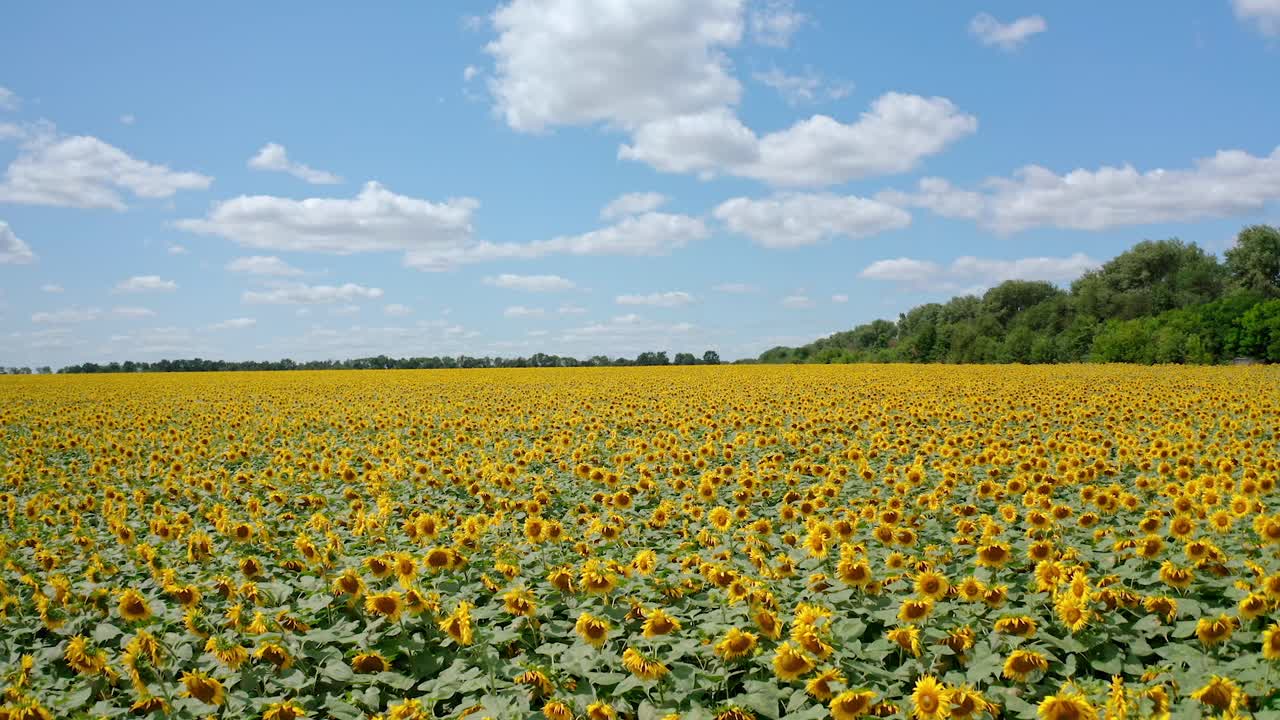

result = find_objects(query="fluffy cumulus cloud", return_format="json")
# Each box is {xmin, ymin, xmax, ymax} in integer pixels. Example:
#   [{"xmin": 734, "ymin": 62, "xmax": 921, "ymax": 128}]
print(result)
[
  {"xmin": 111, "ymin": 306, "xmax": 156, "ymax": 318},
  {"xmin": 968, "ymin": 13, "xmax": 1047, "ymax": 50},
  {"xmin": 487, "ymin": 0, "xmax": 744, "ymax": 132},
  {"xmin": 248, "ymin": 142, "xmax": 342, "ymax": 185},
  {"xmin": 620, "ymin": 93, "xmax": 978, "ymax": 186},
  {"xmin": 241, "ymin": 282, "xmax": 383, "ymax": 305},
  {"xmin": 600, "ymin": 192, "xmax": 667, "ymax": 220},
  {"xmin": 383, "ymin": 304, "xmax": 412, "ymax": 317},
  {"xmin": 0, "ymin": 86, "xmax": 18, "ymax": 111},
  {"xmin": 0, "ymin": 125, "xmax": 211, "ymax": 209},
  {"xmin": 882, "ymin": 146, "xmax": 1280, "ymax": 233},
  {"xmin": 483, "ymin": 273, "xmax": 576, "ymax": 292},
  {"xmin": 712, "ymin": 282, "xmax": 758, "ymax": 294},
  {"xmin": 225, "ymin": 255, "xmax": 304, "ymax": 276},
  {"xmin": 860, "ymin": 253, "xmax": 1098, "ymax": 292},
  {"xmin": 557, "ymin": 313, "xmax": 696, "ymax": 354},
  {"xmin": 0, "ymin": 220, "xmax": 36, "ymax": 264},
  {"xmin": 209, "ymin": 317, "xmax": 256, "ymax": 330},
  {"xmin": 178, "ymin": 182, "xmax": 479, "ymax": 257},
  {"xmin": 781, "ymin": 294, "xmax": 813, "ymax": 309},
  {"xmin": 831, "ymin": 294, "xmax": 849, "ymax": 303},
  {"xmin": 487, "ymin": 1, "xmax": 972, "ymax": 187},
  {"xmin": 114, "ymin": 275, "xmax": 178, "ymax": 293},
  {"xmin": 404, "ymin": 211, "xmax": 709, "ymax": 270},
  {"xmin": 616, "ymin": 291, "xmax": 694, "ymax": 307},
  {"xmin": 1233, "ymin": 0, "xmax": 1280, "ymax": 35},
  {"xmin": 714, "ymin": 193, "xmax": 911, "ymax": 248}
]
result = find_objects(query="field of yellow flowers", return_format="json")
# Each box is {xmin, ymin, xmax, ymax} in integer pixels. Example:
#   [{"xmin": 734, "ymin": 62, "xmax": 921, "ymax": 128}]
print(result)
[{"xmin": 1, "ymin": 365, "xmax": 1278, "ymax": 720}]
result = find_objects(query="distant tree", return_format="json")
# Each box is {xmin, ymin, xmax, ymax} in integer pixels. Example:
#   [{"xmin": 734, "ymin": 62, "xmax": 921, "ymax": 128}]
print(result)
[
  {"xmin": 673, "ymin": 352, "xmax": 698, "ymax": 365},
  {"xmin": 702, "ymin": 350, "xmax": 721, "ymax": 365},
  {"xmin": 1072, "ymin": 239, "xmax": 1225, "ymax": 320},
  {"xmin": 1225, "ymin": 225, "xmax": 1280, "ymax": 298}
]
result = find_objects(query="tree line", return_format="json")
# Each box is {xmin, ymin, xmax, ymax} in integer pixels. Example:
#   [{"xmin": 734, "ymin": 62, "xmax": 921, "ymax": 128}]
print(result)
[
  {"xmin": 760, "ymin": 225, "xmax": 1280, "ymax": 365},
  {"xmin": 47, "ymin": 351, "xmax": 726, "ymax": 375}
]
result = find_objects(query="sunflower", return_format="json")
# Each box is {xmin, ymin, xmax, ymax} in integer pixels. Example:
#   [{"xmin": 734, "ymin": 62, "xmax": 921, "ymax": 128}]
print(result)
[
  {"xmin": 547, "ymin": 567, "xmax": 575, "ymax": 594},
  {"xmin": 715, "ymin": 627, "xmax": 758, "ymax": 661},
  {"xmin": 1264, "ymin": 623, "xmax": 1280, "ymax": 661},
  {"xmin": 1158, "ymin": 561, "xmax": 1194, "ymax": 590},
  {"xmin": 829, "ymin": 690, "xmax": 876, "ymax": 720},
  {"xmin": 352, "ymin": 651, "xmax": 389, "ymax": 673},
  {"xmin": 439, "ymin": 601, "xmax": 473, "ymax": 646},
  {"xmin": 975, "ymin": 542, "xmax": 1012, "ymax": 568},
  {"xmin": 804, "ymin": 667, "xmax": 845, "ymax": 700},
  {"xmin": 64, "ymin": 636, "xmax": 109, "ymax": 676},
  {"xmin": 118, "ymin": 589, "xmax": 152, "ymax": 622},
  {"xmin": 1190, "ymin": 676, "xmax": 1240, "ymax": 713},
  {"xmin": 642, "ymin": 608, "xmax": 680, "ymax": 637},
  {"xmin": 621, "ymin": 647, "xmax": 668, "ymax": 681},
  {"xmin": 1143, "ymin": 595, "xmax": 1178, "ymax": 622},
  {"xmin": 898, "ymin": 598, "xmax": 934, "ymax": 623},
  {"xmin": 586, "ymin": 701, "xmax": 617, "ymax": 720},
  {"xmin": 129, "ymin": 696, "xmax": 169, "ymax": 715},
  {"xmin": 581, "ymin": 562, "xmax": 617, "ymax": 594},
  {"xmin": 887, "ymin": 625, "xmax": 922, "ymax": 657},
  {"xmin": 364, "ymin": 591, "xmax": 404, "ymax": 622},
  {"xmin": 331, "ymin": 569, "xmax": 365, "ymax": 598},
  {"xmin": 253, "ymin": 642, "xmax": 293, "ymax": 669},
  {"xmin": 948, "ymin": 686, "xmax": 989, "ymax": 719},
  {"xmin": 204, "ymin": 636, "xmax": 249, "ymax": 670},
  {"xmin": 180, "ymin": 670, "xmax": 225, "ymax": 706},
  {"xmin": 910, "ymin": 675, "xmax": 947, "ymax": 720},
  {"xmin": 993, "ymin": 616, "xmax": 1036, "ymax": 637},
  {"xmin": 514, "ymin": 669, "xmax": 554, "ymax": 695},
  {"xmin": 1237, "ymin": 592, "xmax": 1268, "ymax": 620},
  {"xmin": 914, "ymin": 570, "xmax": 949, "ymax": 600},
  {"xmin": 542, "ymin": 701, "xmax": 573, "ymax": 720},
  {"xmin": 1037, "ymin": 687, "xmax": 1097, "ymax": 720},
  {"xmin": 771, "ymin": 641, "xmax": 815, "ymax": 682},
  {"xmin": 1002, "ymin": 649, "xmax": 1049, "ymax": 682},
  {"xmin": 262, "ymin": 701, "xmax": 307, "ymax": 720},
  {"xmin": 503, "ymin": 588, "xmax": 537, "ymax": 617},
  {"xmin": 956, "ymin": 576, "xmax": 986, "ymax": 602},
  {"xmin": 575, "ymin": 612, "xmax": 611, "ymax": 649},
  {"xmin": 1195, "ymin": 614, "xmax": 1235, "ymax": 646}
]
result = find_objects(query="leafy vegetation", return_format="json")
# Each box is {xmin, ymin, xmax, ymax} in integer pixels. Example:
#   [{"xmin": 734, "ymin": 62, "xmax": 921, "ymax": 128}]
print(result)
[{"xmin": 761, "ymin": 225, "xmax": 1280, "ymax": 365}]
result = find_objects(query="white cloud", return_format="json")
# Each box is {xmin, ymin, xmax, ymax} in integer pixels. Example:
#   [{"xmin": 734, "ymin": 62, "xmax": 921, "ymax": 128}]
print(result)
[
  {"xmin": 120, "ymin": 114, "xmax": 136, "ymax": 126},
  {"xmin": 112, "ymin": 306, "xmax": 156, "ymax": 318},
  {"xmin": 1232, "ymin": 0, "xmax": 1280, "ymax": 35},
  {"xmin": 616, "ymin": 291, "xmax": 695, "ymax": 307},
  {"xmin": 504, "ymin": 305, "xmax": 545, "ymax": 318},
  {"xmin": 242, "ymin": 282, "xmax": 383, "ymax": 305},
  {"xmin": 210, "ymin": 317, "xmax": 256, "ymax": 330},
  {"xmin": 712, "ymin": 282, "xmax": 759, "ymax": 294},
  {"xmin": 859, "ymin": 258, "xmax": 941, "ymax": 284},
  {"xmin": 383, "ymin": 303, "xmax": 412, "ymax": 317},
  {"xmin": 32, "ymin": 307, "xmax": 101, "ymax": 324},
  {"xmin": 483, "ymin": 273, "xmax": 576, "ymax": 292},
  {"xmin": 620, "ymin": 93, "xmax": 977, "ymax": 186},
  {"xmin": 226, "ymin": 255, "xmax": 304, "ymax": 276},
  {"xmin": 404, "ymin": 211, "xmax": 709, "ymax": 270},
  {"xmin": 248, "ymin": 142, "xmax": 342, "ymax": 185},
  {"xmin": 749, "ymin": 0, "xmax": 807, "ymax": 47},
  {"xmin": 167, "ymin": 244, "xmax": 189, "ymax": 255},
  {"xmin": 883, "ymin": 146, "xmax": 1280, "ymax": 233},
  {"xmin": 968, "ymin": 13, "xmax": 1047, "ymax": 51},
  {"xmin": 781, "ymin": 294, "xmax": 814, "ymax": 309},
  {"xmin": 463, "ymin": 65, "xmax": 480, "ymax": 81},
  {"xmin": 600, "ymin": 192, "xmax": 668, "ymax": 220},
  {"xmin": 0, "ymin": 87, "xmax": 18, "ymax": 111},
  {"xmin": 0, "ymin": 125, "xmax": 211, "ymax": 209},
  {"xmin": 860, "ymin": 253, "xmax": 1098, "ymax": 291},
  {"xmin": 557, "ymin": 314, "xmax": 696, "ymax": 353},
  {"xmin": 831, "ymin": 294, "xmax": 849, "ymax": 303},
  {"xmin": 114, "ymin": 275, "xmax": 177, "ymax": 293},
  {"xmin": 487, "ymin": 0, "xmax": 743, "ymax": 132},
  {"xmin": 40, "ymin": 283, "xmax": 63, "ymax": 293},
  {"xmin": 714, "ymin": 193, "xmax": 911, "ymax": 248},
  {"xmin": 753, "ymin": 66, "xmax": 847, "ymax": 106},
  {"xmin": 331, "ymin": 304, "xmax": 361, "ymax": 317},
  {"xmin": 177, "ymin": 182, "xmax": 479, "ymax": 259},
  {"xmin": 558, "ymin": 304, "xmax": 587, "ymax": 314},
  {"xmin": 0, "ymin": 220, "xmax": 36, "ymax": 264}
]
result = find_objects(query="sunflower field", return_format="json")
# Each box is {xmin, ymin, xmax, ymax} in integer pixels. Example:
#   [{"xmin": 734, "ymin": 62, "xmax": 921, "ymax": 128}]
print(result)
[{"xmin": 1, "ymin": 365, "xmax": 1278, "ymax": 720}]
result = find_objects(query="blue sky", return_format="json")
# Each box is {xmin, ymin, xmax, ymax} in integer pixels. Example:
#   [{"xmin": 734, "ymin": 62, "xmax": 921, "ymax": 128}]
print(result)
[{"xmin": 2, "ymin": 1, "xmax": 1279, "ymax": 366}]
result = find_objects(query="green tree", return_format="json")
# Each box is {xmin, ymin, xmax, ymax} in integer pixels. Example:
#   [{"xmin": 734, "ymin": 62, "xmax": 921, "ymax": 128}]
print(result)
[{"xmin": 1224, "ymin": 225, "xmax": 1280, "ymax": 298}]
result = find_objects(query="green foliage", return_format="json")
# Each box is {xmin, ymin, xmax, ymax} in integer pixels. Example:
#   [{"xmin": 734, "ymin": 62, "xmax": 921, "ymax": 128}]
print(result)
[{"xmin": 762, "ymin": 226, "xmax": 1279, "ymax": 366}]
